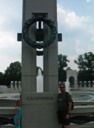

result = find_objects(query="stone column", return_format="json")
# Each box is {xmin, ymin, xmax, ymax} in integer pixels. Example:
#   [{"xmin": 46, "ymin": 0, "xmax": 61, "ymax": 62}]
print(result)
[
  {"xmin": 22, "ymin": 1, "xmax": 36, "ymax": 128},
  {"xmin": 43, "ymin": 0, "xmax": 58, "ymax": 92},
  {"xmin": 21, "ymin": 0, "xmax": 58, "ymax": 128}
]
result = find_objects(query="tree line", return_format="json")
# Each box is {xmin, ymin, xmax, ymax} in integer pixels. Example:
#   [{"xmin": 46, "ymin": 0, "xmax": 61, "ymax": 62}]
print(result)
[
  {"xmin": 58, "ymin": 52, "xmax": 94, "ymax": 82},
  {"xmin": 0, "ymin": 52, "xmax": 94, "ymax": 86},
  {"xmin": 0, "ymin": 61, "xmax": 21, "ymax": 86}
]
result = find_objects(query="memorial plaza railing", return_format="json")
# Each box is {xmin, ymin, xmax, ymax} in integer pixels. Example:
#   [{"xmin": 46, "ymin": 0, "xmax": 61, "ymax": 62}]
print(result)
[{"xmin": 1, "ymin": 80, "xmax": 94, "ymax": 93}]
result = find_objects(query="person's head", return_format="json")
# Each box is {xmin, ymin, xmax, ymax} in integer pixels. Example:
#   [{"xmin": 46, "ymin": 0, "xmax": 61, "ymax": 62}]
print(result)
[
  {"xmin": 59, "ymin": 82, "xmax": 66, "ymax": 93},
  {"xmin": 16, "ymin": 99, "xmax": 22, "ymax": 106}
]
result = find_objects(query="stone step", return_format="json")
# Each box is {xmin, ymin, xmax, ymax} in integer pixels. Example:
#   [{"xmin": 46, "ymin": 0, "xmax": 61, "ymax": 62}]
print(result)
[
  {"xmin": 0, "ymin": 123, "xmax": 94, "ymax": 128},
  {"xmin": 70, "ymin": 123, "xmax": 94, "ymax": 128},
  {"xmin": 0, "ymin": 124, "xmax": 15, "ymax": 128}
]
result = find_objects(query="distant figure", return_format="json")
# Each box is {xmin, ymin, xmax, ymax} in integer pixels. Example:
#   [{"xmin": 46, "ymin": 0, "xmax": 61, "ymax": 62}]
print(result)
[
  {"xmin": 57, "ymin": 83, "xmax": 72, "ymax": 128},
  {"xmin": 14, "ymin": 99, "xmax": 22, "ymax": 128}
]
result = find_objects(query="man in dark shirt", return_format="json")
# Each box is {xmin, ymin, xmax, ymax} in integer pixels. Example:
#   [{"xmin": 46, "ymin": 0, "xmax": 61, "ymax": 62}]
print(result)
[{"xmin": 57, "ymin": 83, "xmax": 72, "ymax": 128}]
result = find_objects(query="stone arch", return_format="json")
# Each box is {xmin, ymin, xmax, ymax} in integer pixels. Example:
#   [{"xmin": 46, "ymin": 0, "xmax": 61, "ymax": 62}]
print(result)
[
  {"xmin": 69, "ymin": 76, "xmax": 75, "ymax": 87},
  {"xmin": 67, "ymin": 70, "xmax": 78, "ymax": 89}
]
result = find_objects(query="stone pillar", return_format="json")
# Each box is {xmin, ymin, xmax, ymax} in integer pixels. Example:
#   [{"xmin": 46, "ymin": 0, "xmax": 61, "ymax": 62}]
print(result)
[
  {"xmin": 22, "ymin": 1, "xmax": 36, "ymax": 128},
  {"xmin": 21, "ymin": 0, "xmax": 58, "ymax": 128},
  {"xmin": 43, "ymin": 0, "xmax": 58, "ymax": 92}
]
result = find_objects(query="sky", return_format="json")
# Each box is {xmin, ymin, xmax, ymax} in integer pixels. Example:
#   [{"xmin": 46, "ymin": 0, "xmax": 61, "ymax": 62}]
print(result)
[{"xmin": 0, "ymin": 0, "xmax": 94, "ymax": 73}]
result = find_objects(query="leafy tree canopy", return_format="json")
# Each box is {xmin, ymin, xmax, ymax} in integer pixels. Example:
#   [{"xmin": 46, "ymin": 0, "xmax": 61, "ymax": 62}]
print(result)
[
  {"xmin": 58, "ymin": 54, "xmax": 70, "ymax": 70},
  {"xmin": 4, "ymin": 61, "xmax": 21, "ymax": 85},
  {"xmin": 58, "ymin": 54, "xmax": 70, "ymax": 82},
  {"xmin": 74, "ymin": 52, "xmax": 94, "ymax": 71},
  {"xmin": 0, "ymin": 72, "xmax": 4, "ymax": 85}
]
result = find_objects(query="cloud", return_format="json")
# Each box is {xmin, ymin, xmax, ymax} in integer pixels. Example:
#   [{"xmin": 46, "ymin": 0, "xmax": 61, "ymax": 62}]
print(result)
[
  {"xmin": 0, "ymin": 1, "xmax": 22, "ymax": 72},
  {"xmin": 57, "ymin": 3, "xmax": 94, "ymax": 70},
  {"xmin": 88, "ymin": 25, "xmax": 94, "ymax": 36},
  {"xmin": 57, "ymin": 4, "xmax": 89, "ymax": 29},
  {"xmin": 0, "ymin": 1, "xmax": 22, "ymax": 33},
  {"xmin": 75, "ymin": 39, "xmax": 86, "ymax": 54},
  {"xmin": 57, "ymin": 3, "xmax": 93, "ymax": 47},
  {"xmin": 0, "ymin": 30, "xmax": 21, "ymax": 72},
  {"xmin": 58, "ymin": 5, "xmax": 81, "ymax": 27},
  {"xmin": 68, "ymin": 55, "xmax": 78, "ymax": 70},
  {"xmin": 86, "ymin": 0, "xmax": 92, "ymax": 3},
  {"xmin": 0, "ymin": 1, "xmax": 94, "ymax": 73},
  {"xmin": 0, "ymin": 16, "xmax": 6, "ymax": 27},
  {"xmin": 86, "ymin": 0, "xmax": 90, "ymax": 3}
]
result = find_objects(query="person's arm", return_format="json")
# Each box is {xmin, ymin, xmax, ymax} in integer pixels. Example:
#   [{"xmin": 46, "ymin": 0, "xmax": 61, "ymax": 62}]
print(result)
[
  {"xmin": 67, "ymin": 101, "xmax": 72, "ymax": 114},
  {"xmin": 15, "ymin": 106, "xmax": 20, "ymax": 125},
  {"xmin": 66, "ymin": 93, "xmax": 72, "ymax": 118}
]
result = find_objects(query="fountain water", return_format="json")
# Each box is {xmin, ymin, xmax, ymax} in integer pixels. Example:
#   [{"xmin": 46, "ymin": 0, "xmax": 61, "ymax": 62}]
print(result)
[
  {"xmin": 65, "ymin": 79, "xmax": 71, "ymax": 93},
  {"xmin": 37, "ymin": 68, "xmax": 43, "ymax": 92},
  {"xmin": 65, "ymin": 79, "xmax": 94, "ymax": 102}
]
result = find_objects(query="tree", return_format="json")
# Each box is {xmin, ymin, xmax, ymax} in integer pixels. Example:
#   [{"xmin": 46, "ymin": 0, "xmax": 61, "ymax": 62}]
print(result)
[
  {"xmin": 74, "ymin": 52, "xmax": 94, "ymax": 81},
  {"xmin": 4, "ymin": 61, "xmax": 21, "ymax": 86},
  {"xmin": 74, "ymin": 52, "xmax": 94, "ymax": 71},
  {"xmin": 0, "ymin": 72, "xmax": 4, "ymax": 85},
  {"xmin": 58, "ymin": 54, "xmax": 70, "ymax": 82}
]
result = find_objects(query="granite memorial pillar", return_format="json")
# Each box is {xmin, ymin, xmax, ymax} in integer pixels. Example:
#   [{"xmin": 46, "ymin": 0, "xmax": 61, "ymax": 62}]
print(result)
[{"xmin": 21, "ymin": 0, "xmax": 58, "ymax": 128}]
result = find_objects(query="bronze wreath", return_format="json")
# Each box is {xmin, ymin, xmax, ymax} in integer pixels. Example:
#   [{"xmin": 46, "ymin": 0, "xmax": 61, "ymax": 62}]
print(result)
[{"xmin": 22, "ymin": 16, "xmax": 57, "ymax": 49}]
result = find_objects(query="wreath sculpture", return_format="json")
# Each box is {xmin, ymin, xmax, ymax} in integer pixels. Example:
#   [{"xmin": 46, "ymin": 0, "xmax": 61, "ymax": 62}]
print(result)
[{"xmin": 22, "ymin": 16, "xmax": 57, "ymax": 50}]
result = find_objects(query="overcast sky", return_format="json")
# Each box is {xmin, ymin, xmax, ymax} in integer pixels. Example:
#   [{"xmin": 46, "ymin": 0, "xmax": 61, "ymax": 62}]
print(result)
[{"xmin": 0, "ymin": 0, "xmax": 94, "ymax": 73}]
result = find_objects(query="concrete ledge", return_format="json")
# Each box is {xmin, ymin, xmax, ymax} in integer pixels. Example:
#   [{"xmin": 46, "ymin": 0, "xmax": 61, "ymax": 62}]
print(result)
[
  {"xmin": 71, "ymin": 105, "xmax": 94, "ymax": 118},
  {"xmin": 70, "ymin": 123, "xmax": 94, "ymax": 128},
  {"xmin": 0, "ymin": 124, "xmax": 15, "ymax": 128},
  {"xmin": 1, "ymin": 105, "xmax": 94, "ymax": 114},
  {"xmin": 0, "ymin": 106, "xmax": 94, "ymax": 128},
  {"xmin": 0, "ymin": 107, "xmax": 15, "ymax": 116},
  {"xmin": 0, "ymin": 99, "xmax": 16, "ymax": 107},
  {"xmin": 0, "ymin": 123, "xmax": 94, "ymax": 128}
]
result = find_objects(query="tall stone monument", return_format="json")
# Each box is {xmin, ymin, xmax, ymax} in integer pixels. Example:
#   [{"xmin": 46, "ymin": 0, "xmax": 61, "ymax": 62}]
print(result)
[{"xmin": 21, "ymin": 0, "xmax": 59, "ymax": 128}]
